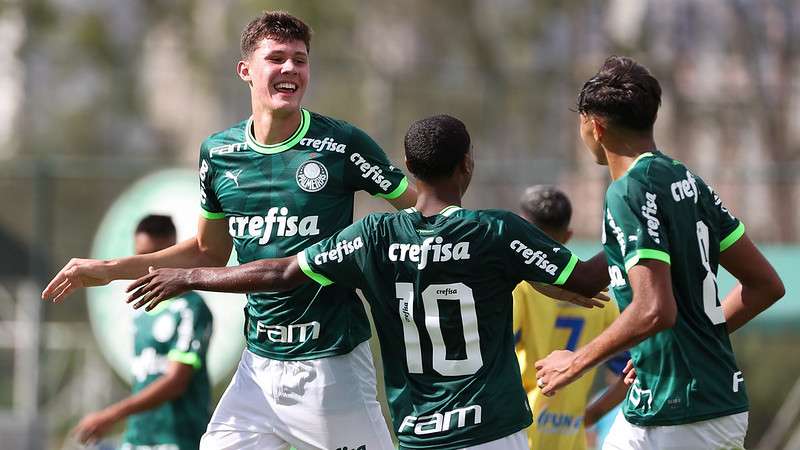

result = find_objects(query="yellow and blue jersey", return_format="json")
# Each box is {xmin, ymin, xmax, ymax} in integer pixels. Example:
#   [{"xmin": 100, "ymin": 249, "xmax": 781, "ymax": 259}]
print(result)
[{"xmin": 513, "ymin": 282, "xmax": 625, "ymax": 450}]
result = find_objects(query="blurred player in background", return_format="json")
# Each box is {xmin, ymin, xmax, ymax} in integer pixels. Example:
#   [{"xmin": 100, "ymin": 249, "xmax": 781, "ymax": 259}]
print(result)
[
  {"xmin": 124, "ymin": 114, "xmax": 613, "ymax": 450},
  {"xmin": 535, "ymin": 56, "xmax": 786, "ymax": 449},
  {"xmin": 43, "ymin": 11, "xmax": 414, "ymax": 450},
  {"xmin": 73, "ymin": 215, "xmax": 212, "ymax": 450},
  {"xmin": 512, "ymin": 185, "xmax": 628, "ymax": 450}
]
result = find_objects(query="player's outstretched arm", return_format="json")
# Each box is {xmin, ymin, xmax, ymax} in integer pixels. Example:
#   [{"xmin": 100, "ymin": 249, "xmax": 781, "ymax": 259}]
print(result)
[
  {"xmin": 535, "ymin": 260, "xmax": 676, "ymax": 397},
  {"xmin": 719, "ymin": 234, "xmax": 785, "ymax": 333},
  {"xmin": 42, "ymin": 217, "xmax": 232, "ymax": 303},
  {"xmin": 72, "ymin": 361, "xmax": 193, "ymax": 444},
  {"xmin": 387, "ymin": 184, "xmax": 417, "ymax": 209},
  {"xmin": 126, "ymin": 255, "xmax": 307, "ymax": 311},
  {"xmin": 561, "ymin": 251, "xmax": 612, "ymax": 298}
]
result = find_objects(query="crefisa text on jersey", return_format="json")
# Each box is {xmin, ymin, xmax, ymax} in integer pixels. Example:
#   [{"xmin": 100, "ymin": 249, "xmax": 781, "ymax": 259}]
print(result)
[
  {"xmin": 350, "ymin": 152, "xmax": 393, "ymax": 192},
  {"xmin": 509, "ymin": 240, "xmax": 560, "ymax": 275},
  {"xmin": 388, "ymin": 237, "xmax": 471, "ymax": 270},
  {"xmin": 228, "ymin": 207, "xmax": 320, "ymax": 245}
]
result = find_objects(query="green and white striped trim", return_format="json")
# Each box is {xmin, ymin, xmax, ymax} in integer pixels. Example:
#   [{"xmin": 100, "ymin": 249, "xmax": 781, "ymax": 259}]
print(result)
[
  {"xmin": 720, "ymin": 222, "xmax": 745, "ymax": 252},
  {"xmin": 167, "ymin": 350, "xmax": 202, "ymax": 369},
  {"xmin": 200, "ymin": 208, "xmax": 225, "ymax": 220},
  {"xmin": 624, "ymin": 249, "xmax": 671, "ymax": 271},
  {"xmin": 374, "ymin": 177, "xmax": 410, "ymax": 200},
  {"xmin": 554, "ymin": 253, "xmax": 579, "ymax": 286},
  {"xmin": 245, "ymin": 109, "xmax": 311, "ymax": 154},
  {"xmin": 297, "ymin": 251, "xmax": 334, "ymax": 287},
  {"xmin": 440, "ymin": 205, "xmax": 462, "ymax": 217}
]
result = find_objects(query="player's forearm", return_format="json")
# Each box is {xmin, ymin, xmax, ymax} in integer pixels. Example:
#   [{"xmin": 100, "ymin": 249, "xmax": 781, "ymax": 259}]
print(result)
[
  {"xmin": 584, "ymin": 376, "xmax": 628, "ymax": 426},
  {"xmin": 567, "ymin": 252, "xmax": 611, "ymax": 297},
  {"xmin": 723, "ymin": 281, "xmax": 785, "ymax": 333},
  {"xmin": 186, "ymin": 257, "xmax": 305, "ymax": 293},
  {"xmin": 572, "ymin": 300, "xmax": 671, "ymax": 376},
  {"xmin": 104, "ymin": 374, "xmax": 189, "ymax": 421},
  {"xmin": 108, "ymin": 237, "xmax": 226, "ymax": 280}
]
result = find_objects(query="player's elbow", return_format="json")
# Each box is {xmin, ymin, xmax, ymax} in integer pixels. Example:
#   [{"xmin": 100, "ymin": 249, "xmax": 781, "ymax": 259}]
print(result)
[
  {"xmin": 765, "ymin": 276, "xmax": 785, "ymax": 305},
  {"xmin": 642, "ymin": 302, "xmax": 676, "ymax": 334}
]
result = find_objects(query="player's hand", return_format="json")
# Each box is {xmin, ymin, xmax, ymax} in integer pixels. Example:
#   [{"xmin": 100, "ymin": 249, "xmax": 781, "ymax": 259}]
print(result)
[
  {"xmin": 72, "ymin": 408, "xmax": 119, "ymax": 444},
  {"xmin": 41, "ymin": 258, "xmax": 113, "ymax": 303},
  {"xmin": 622, "ymin": 359, "xmax": 636, "ymax": 386},
  {"xmin": 529, "ymin": 282, "xmax": 609, "ymax": 308},
  {"xmin": 534, "ymin": 350, "xmax": 583, "ymax": 397},
  {"xmin": 126, "ymin": 267, "xmax": 192, "ymax": 311}
]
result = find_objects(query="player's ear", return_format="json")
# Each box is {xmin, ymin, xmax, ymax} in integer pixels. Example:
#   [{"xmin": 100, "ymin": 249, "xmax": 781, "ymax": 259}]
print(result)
[
  {"xmin": 237, "ymin": 60, "xmax": 252, "ymax": 83},
  {"xmin": 591, "ymin": 117, "xmax": 605, "ymax": 142}
]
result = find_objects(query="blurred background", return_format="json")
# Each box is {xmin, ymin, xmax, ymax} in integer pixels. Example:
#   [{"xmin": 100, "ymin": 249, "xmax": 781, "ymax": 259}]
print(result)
[{"xmin": 0, "ymin": 0, "xmax": 798, "ymax": 449}]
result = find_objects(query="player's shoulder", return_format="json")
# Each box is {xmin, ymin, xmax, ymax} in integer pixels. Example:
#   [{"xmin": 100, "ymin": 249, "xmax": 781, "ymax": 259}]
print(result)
[
  {"xmin": 200, "ymin": 119, "xmax": 248, "ymax": 155},
  {"xmin": 471, "ymin": 208, "xmax": 528, "ymax": 229}
]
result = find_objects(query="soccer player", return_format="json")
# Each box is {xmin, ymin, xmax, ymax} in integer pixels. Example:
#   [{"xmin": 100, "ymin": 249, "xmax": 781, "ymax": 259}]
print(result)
[
  {"xmin": 124, "ymin": 114, "xmax": 612, "ymax": 450},
  {"xmin": 512, "ymin": 185, "xmax": 628, "ymax": 450},
  {"xmin": 42, "ymin": 11, "xmax": 414, "ymax": 450},
  {"xmin": 535, "ymin": 56, "xmax": 786, "ymax": 449},
  {"xmin": 73, "ymin": 215, "xmax": 212, "ymax": 450}
]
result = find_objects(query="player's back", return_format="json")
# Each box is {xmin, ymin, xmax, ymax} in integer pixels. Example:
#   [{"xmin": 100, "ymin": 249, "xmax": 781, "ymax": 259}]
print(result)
[
  {"xmin": 513, "ymin": 283, "xmax": 621, "ymax": 450},
  {"xmin": 325, "ymin": 206, "xmax": 578, "ymax": 448},
  {"xmin": 603, "ymin": 151, "xmax": 748, "ymax": 426}
]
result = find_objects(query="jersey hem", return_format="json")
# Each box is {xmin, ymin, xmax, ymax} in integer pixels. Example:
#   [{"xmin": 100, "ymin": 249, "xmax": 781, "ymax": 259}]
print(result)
[
  {"xmin": 554, "ymin": 253, "xmax": 579, "ymax": 285},
  {"xmin": 398, "ymin": 420, "xmax": 531, "ymax": 450},
  {"xmin": 200, "ymin": 208, "xmax": 225, "ymax": 220},
  {"xmin": 374, "ymin": 176, "xmax": 409, "ymax": 199},
  {"xmin": 720, "ymin": 222, "xmax": 746, "ymax": 252},
  {"xmin": 297, "ymin": 251, "xmax": 334, "ymax": 286},
  {"xmin": 623, "ymin": 405, "xmax": 749, "ymax": 427},
  {"xmin": 244, "ymin": 336, "xmax": 371, "ymax": 361}
]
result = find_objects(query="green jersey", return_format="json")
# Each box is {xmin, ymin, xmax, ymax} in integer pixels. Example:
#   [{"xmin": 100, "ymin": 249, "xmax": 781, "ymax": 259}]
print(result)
[
  {"xmin": 299, "ymin": 206, "xmax": 579, "ymax": 449},
  {"xmin": 198, "ymin": 109, "xmax": 409, "ymax": 360},
  {"xmin": 603, "ymin": 151, "xmax": 748, "ymax": 426},
  {"xmin": 123, "ymin": 292, "xmax": 212, "ymax": 449}
]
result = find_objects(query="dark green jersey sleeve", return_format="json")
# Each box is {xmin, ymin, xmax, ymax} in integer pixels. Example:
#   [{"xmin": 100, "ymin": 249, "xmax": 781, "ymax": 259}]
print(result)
[
  {"xmin": 498, "ymin": 212, "xmax": 578, "ymax": 285},
  {"xmin": 167, "ymin": 295, "xmax": 213, "ymax": 370},
  {"xmin": 297, "ymin": 215, "xmax": 378, "ymax": 289},
  {"xmin": 708, "ymin": 185, "xmax": 745, "ymax": 252},
  {"xmin": 344, "ymin": 127, "xmax": 409, "ymax": 199},
  {"xmin": 607, "ymin": 177, "xmax": 672, "ymax": 271},
  {"xmin": 198, "ymin": 141, "xmax": 224, "ymax": 219}
]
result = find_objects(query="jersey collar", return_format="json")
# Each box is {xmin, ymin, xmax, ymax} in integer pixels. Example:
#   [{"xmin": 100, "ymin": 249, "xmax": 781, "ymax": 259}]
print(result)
[
  {"xmin": 245, "ymin": 109, "xmax": 311, "ymax": 154},
  {"xmin": 402, "ymin": 205, "xmax": 462, "ymax": 217},
  {"xmin": 625, "ymin": 151, "xmax": 656, "ymax": 173}
]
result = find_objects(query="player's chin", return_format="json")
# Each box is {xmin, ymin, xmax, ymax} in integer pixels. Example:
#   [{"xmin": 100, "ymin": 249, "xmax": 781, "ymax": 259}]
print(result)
[{"xmin": 271, "ymin": 95, "xmax": 302, "ymax": 112}]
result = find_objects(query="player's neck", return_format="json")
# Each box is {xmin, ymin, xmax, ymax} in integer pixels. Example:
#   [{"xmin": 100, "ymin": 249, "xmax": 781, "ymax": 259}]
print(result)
[
  {"xmin": 250, "ymin": 107, "xmax": 302, "ymax": 145},
  {"xmin": 603, "ymin": 137, "xmax": 658, "ymax": 180},
  {"xmin": 413, "ymin": 181, "xmax": 463, "ymax": 217}
]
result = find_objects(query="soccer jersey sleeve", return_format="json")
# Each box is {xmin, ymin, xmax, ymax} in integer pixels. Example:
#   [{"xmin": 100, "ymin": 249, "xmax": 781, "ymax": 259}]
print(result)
[
  {"xmin": 708, "ymin": 185, "xmax": 745, "ymax": 252},
  {"xmin": 198, "ymin": 141, "xmax": 224, "ymax": 220},
  {"xmin": 167, "ymin": 295, "xmax": 213, "ymax": 370},
  {"xmin": 500, "ymin": 212, "xmax": 578, "ymax": 285},
  {"xmin": 297, "ymin": 215, "xmax": 377, "ymax": 289},
  {"xmin": 607, "ymin": 178, "xmax": 672, "ymax": 271},
  {"xmin": 345, "ymin": 126, "xmax": 409, "ymax": 199}
]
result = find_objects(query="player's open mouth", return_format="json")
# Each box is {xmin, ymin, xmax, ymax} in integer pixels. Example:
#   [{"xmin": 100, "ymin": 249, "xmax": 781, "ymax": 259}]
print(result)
[{"xmin": 274, "ymin": 82, "xmax": 298, "ymax": 93}]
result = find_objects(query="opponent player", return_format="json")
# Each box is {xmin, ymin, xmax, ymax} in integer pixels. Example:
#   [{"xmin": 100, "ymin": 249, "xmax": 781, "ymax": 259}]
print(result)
[
  {"xmin": 73, "ymin": 215, "xmax": 212, "ymax": 450},
  {"xmin": 42, "ymin": 11, "xmax": 414, "ymax": 450},
  {"xmin": 512, "ymin": 185, "xmax": 628, "ymax": 450},
  {"xmin": 124, "ymin": 114, "xmax": 611, "ymax": 449},
  {"xmin": 535, "ymin": 56, "xmax": 785, "ymax": 449}
]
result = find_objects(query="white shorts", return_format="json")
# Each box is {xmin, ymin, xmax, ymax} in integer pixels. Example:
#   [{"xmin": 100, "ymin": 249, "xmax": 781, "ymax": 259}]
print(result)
[
  {"xmin": 200, "ymin": 341, "xmax": 393, "ymax": 450},
  {"xmin": 602, "ymin": 410, "xmax": 748, "ymax": 450},
  {"xmin": 456, "ymin": 429, "xmax": 528, "ymax": 450}
]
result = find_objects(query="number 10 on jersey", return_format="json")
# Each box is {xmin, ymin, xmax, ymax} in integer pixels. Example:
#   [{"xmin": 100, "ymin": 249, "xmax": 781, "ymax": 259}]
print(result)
[{"xmin": 396, "ymin": 282, "xmax": 484, "ymax": 376}]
